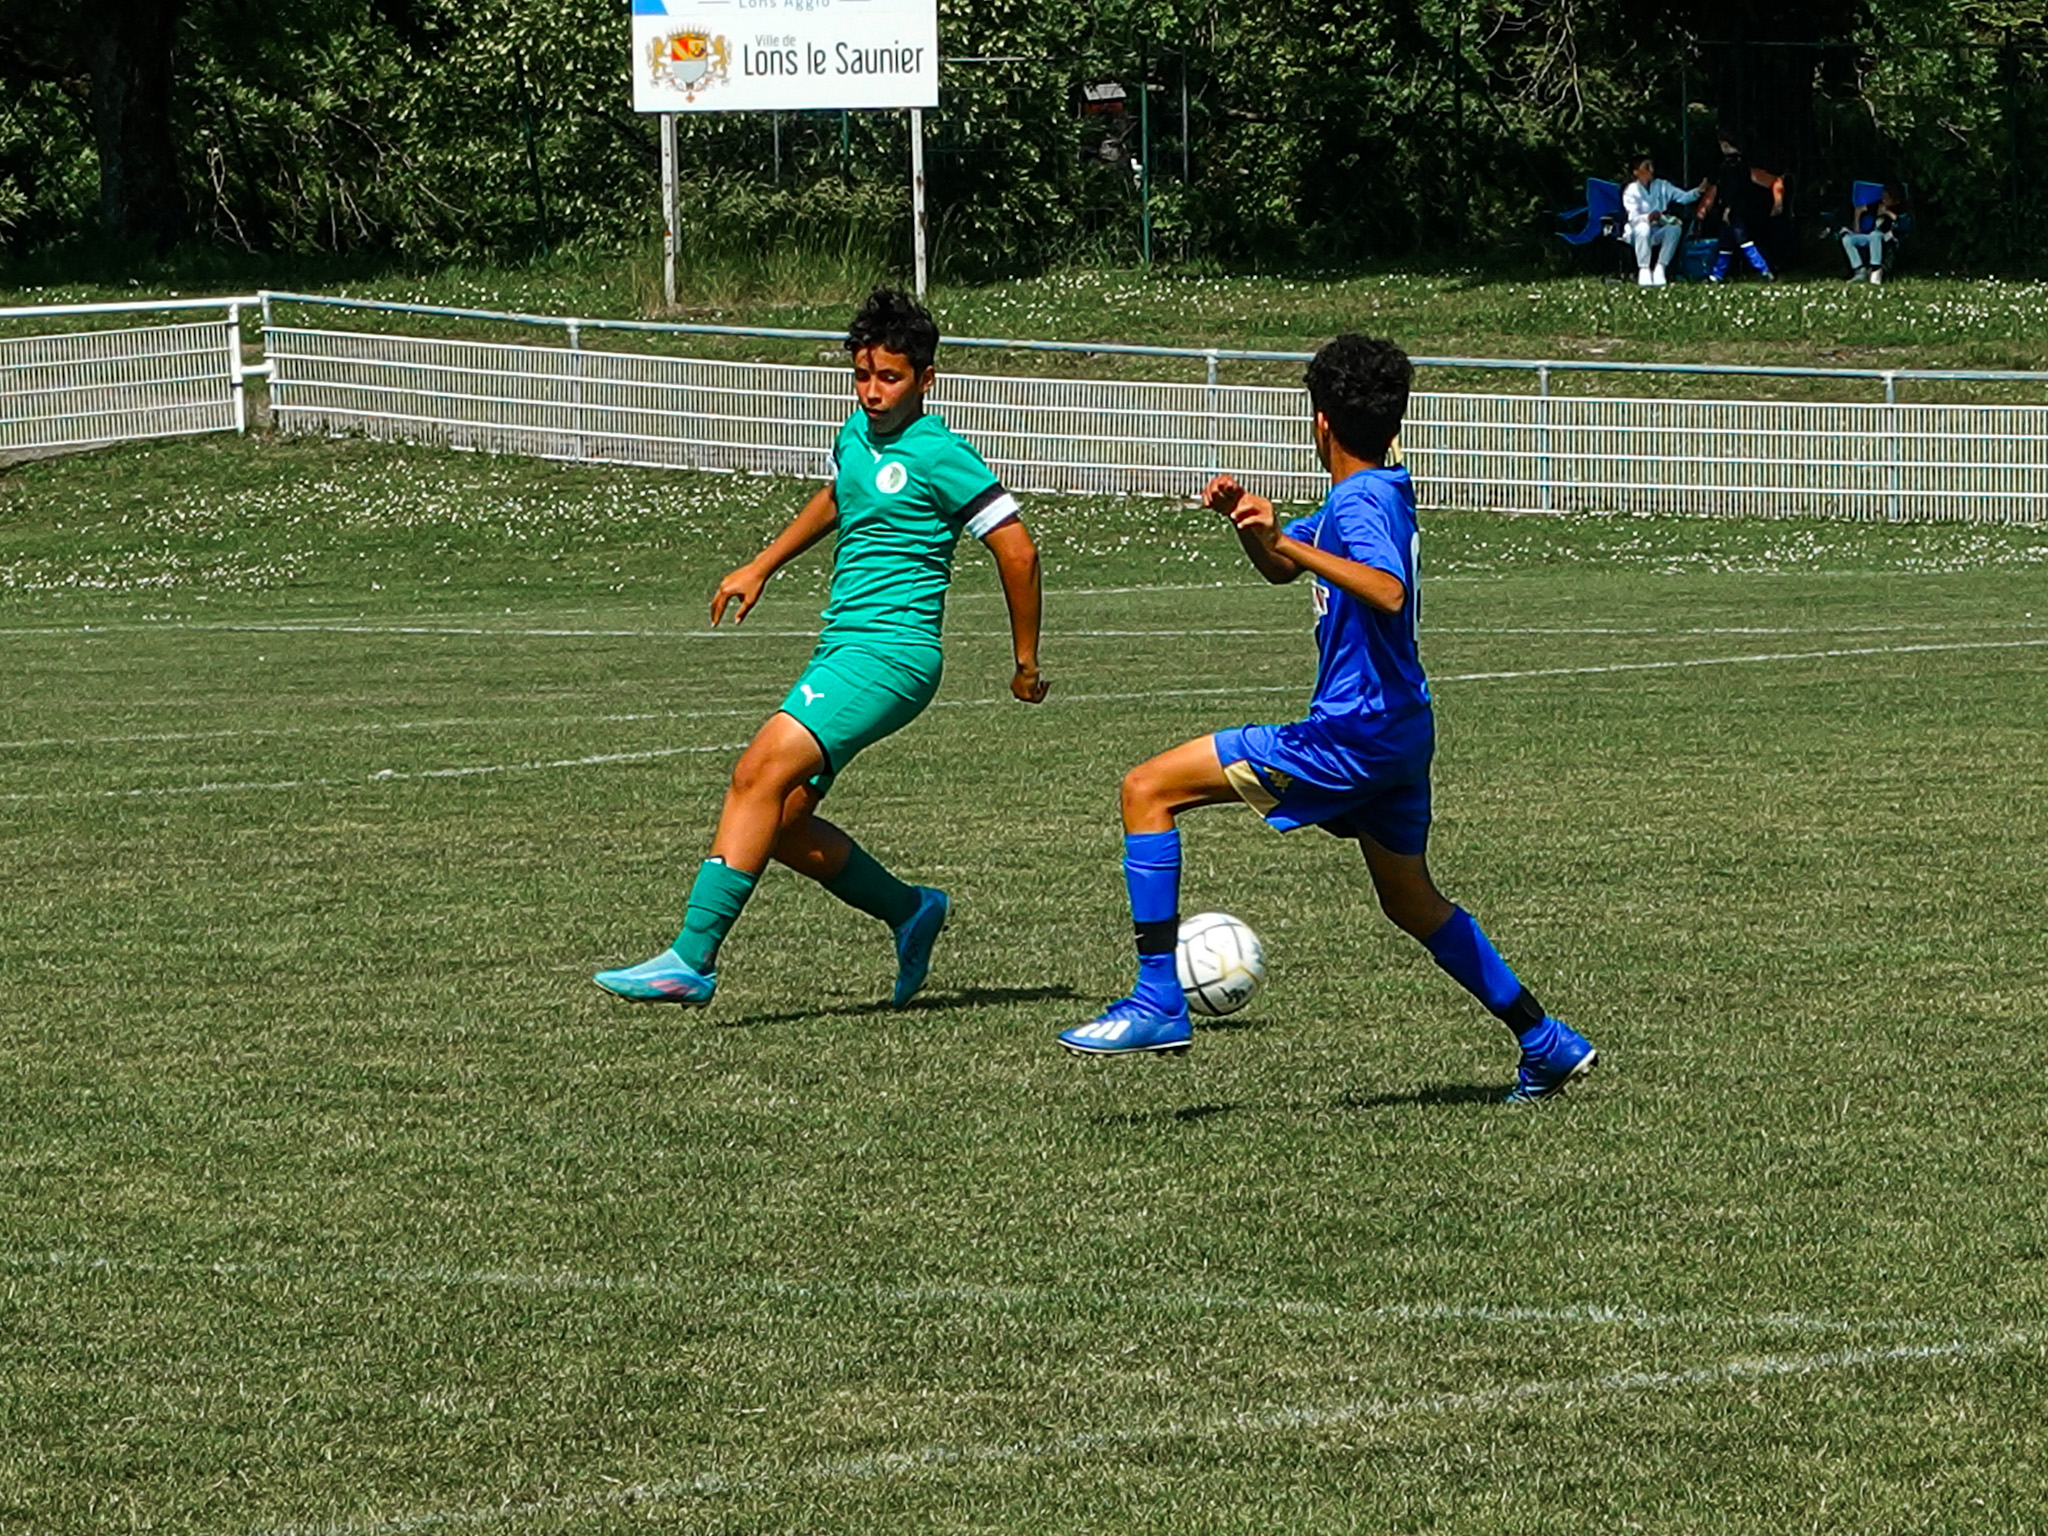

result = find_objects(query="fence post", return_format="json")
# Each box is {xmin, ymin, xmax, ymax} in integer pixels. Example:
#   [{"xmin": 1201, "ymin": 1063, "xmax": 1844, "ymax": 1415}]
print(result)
[
  {"xmin": 227, "ymin": 302, "xmax": 247, "ymax": 435},
  {"xmin": 258, "ymin": 294, "xmax": 278, "ymax": 428},
  {"xmin": 1884, "ymin": 371, "xmax": 1900, "ymax": 522},
  {"xmin": 568, "ymin": 320, "xmax": 586, "ymax": 464},
  {"xmin": 1204, "ymin": 349, "xmax": 1219, "ymax": 478},
  {"xmin": 1537, "ymin": 363, "xmax": 1552, "ymax": 513}
]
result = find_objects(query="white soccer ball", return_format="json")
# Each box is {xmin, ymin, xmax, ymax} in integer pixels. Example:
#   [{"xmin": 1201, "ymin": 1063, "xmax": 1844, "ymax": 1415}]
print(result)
[{"xmin": 1176, "ymin": 912, "xmax": 1265, "ymax": 1018}]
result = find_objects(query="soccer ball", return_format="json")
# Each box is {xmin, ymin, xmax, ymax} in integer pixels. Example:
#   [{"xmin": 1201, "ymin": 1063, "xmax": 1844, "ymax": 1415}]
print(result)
[{"xmin": 1176, "ymin": 912, "xmax": 1265, "ymax": 1017}]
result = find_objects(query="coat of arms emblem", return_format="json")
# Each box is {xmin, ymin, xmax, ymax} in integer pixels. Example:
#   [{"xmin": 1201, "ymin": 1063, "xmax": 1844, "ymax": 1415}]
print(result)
[{"xmin": 649, "ymin": 31, "xmax": 730, "ymax": 99}]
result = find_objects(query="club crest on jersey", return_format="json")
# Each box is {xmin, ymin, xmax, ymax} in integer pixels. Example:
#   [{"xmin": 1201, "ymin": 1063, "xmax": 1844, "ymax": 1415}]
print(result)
[
  {"xmin": 1311, "ymin": 579, "xmax": 1330, "ymax": 618},
  {"xmin": 874, "ymin": 461, "xmax": 908, "ymax": 494}
]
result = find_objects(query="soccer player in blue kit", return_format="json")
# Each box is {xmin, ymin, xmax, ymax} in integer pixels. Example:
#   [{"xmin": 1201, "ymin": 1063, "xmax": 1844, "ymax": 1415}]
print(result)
[{"xmin": 1058, "ymin": 334, "xmax": 1598, "ymax": 1104}]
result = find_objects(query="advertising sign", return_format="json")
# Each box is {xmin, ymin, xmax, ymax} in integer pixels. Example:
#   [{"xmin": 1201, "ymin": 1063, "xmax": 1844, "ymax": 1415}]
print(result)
[{"xmin": 631, "ymin": 0, "xmax": 938, "ymax": 113}]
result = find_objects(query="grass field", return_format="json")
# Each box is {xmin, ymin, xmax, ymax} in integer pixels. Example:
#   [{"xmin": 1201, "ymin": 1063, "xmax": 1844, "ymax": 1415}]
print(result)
[{"xmin": 5, "ymin": 435, "xmax": 2048, "ymax": 1533}]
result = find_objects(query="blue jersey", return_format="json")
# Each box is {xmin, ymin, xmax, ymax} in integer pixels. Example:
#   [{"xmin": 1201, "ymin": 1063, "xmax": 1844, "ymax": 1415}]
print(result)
[{"xmin": 1283, "ymin": 464, "xmax": 1431, "ymax": 730}]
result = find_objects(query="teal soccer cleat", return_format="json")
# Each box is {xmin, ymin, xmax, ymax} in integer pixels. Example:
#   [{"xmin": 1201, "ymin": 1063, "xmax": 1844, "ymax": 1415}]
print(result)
[
  {"xmin": 1505, "ymin": 1018, "xmax": 1598, "ymax": 1104},
  {"xmin": 593, "ymin": 949, "xmax": 716, "ymax": 1005},
  {"xmin": 1059, "ymin": 997, "xmax": 1193, "ymax": 1057},
  {"xmin": 892, "ymin": 886, "xmax": 949, "ymax": 1007}
]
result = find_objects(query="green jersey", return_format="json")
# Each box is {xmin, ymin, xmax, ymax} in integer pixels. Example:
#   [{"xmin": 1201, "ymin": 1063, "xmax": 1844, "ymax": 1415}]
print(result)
[{"xmin": 819, "ymin": 410, "xmax": 1017, "ymax": 653}]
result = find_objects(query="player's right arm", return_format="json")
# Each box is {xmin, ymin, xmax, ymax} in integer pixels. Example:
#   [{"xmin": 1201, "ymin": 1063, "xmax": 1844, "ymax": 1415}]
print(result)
[
  {"xmin": 1203, "ymin": 473, "xmax": 1302, "ymax": 584},
  {"xmin": 711, "ymin": 483, "xmax": 838, "ymax": 626}
]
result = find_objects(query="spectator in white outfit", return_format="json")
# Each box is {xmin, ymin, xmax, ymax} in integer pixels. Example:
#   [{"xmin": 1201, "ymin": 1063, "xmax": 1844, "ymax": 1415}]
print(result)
[{"xmin": 1624, "ymin": 154, "xmax": 1705, "ymax": 287}]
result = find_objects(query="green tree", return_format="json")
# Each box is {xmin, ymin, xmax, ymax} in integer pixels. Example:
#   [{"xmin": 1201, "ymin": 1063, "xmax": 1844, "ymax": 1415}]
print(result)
[
  {"xmin": 5, "ymin": 0, "xmax": 2047, "ymax": 276},
  {"xmin": 0, "ymin": 0, "xmax": 189, "ymax": 246}
]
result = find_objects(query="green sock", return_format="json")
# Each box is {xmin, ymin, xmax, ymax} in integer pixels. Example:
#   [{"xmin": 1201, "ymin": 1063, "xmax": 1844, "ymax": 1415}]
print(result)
[
  {"xmin": 821, "ymin": 840, "xmax": 919, "ymax": 929},
  {"xmin": 673, "ymin": 858, "xmax": 759, "ymax": 973}
]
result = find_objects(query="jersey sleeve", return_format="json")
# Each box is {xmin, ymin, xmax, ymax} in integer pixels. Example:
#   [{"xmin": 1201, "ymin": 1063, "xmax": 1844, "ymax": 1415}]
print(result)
[
  {"xmin": 1326, "ymin": 484, "xmax": 1408, "ymax": 578},
  {"xmin": 1282, "ymin": 510, "xmax": 1321, "ymax": 544},
  {"xmin": 927, "ymin": 433, "xmax": 1019, "ymax": 538}
]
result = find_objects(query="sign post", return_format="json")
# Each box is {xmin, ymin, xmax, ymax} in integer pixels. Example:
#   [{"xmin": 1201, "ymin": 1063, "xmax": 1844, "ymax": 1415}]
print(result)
[
  {"xmin": 660, "ymin": 111, "xmax": 678, "ymax": 308},
  {"xmin": 631, "ymin": 0, "xmax": 939, "ymax": 296},
  {"xmin": 910, "ymin": 107, "xmax": 927, "ymax": 298}
]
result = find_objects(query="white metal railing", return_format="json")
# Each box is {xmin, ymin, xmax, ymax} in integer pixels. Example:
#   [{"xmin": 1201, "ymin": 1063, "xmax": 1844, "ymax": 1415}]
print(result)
[
  {"xmin": 0, "ymin": 297, "xmax": 262, "ymax": 455},
  {"xmin": 261, "ymin": 292, "xmax": 2048, "ymax": 521},
  {"xmin": 13, "ymin": 290, "xmax": 2048, "ymax": 522}
]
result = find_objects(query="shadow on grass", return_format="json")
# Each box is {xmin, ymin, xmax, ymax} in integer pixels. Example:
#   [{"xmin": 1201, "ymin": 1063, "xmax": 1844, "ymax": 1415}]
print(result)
[
  {"xmin": 1089, "ymin": 1083, "xmax": 1501, "ymax": 1130},
  {"xmin": 1088, "ymin": 1100, "xmax": 1240, "ymax": 1129},
  {"xmin": 713, "ymin": 983, "xmax": 1081, "ymax": 1029},
  {"xmin": 1338, "ymin": 1083, "xmax": 1502, "ymax": 1111}
]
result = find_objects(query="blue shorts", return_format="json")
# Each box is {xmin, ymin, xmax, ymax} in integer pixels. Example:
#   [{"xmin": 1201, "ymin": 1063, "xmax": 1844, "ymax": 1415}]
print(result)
[{"xmin": 1212, "ymin": 709, "xmax": 1434, "ymax": 855}]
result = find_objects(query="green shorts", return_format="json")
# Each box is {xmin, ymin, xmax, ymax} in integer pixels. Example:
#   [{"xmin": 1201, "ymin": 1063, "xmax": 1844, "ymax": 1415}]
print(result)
[{"xmin": 778, "ymin": 641, "xmax": 943, "ymax": 794}]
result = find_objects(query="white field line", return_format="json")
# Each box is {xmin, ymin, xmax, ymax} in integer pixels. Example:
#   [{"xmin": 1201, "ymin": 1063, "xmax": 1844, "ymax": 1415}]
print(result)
[
  {"xmin": 1, "ymin": 617, "xmax": 2042, "ymax": 643},
  {"xmin": 10, "ymin": 1249, "xmax": 1964, "ymax": 1340},
  {"xmin": 0, "ymin": 556, "xmax": 1992, "ymax": 638},
  {"xmin": 1437, "ymin": 634, "xmax": 2048, "ymax": 682},
  {"xmin": 251, "ymin": 1330, "xmax": 2039, "ymax": 1535},
  {"xmin": 0, "ymin": 623, "xmax": 2031, "ymax": 753},
  {"xmin": 0, "ymin": 742, "xmax": 750, "ymax": 804},
  {"xmin": 5, "ymin": 637, "xmax": 2044, "ymax": 804},
  {"xmin": 937, "ymin": 635, "xmax": 2048, "ymax": 705},
  {"xmin": 0, "ymin": 706, "xmax": 767, "ymax": 752}
]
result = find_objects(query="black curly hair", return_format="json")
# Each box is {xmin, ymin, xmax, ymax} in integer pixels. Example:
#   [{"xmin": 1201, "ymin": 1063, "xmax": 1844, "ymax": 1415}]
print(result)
[
  {"xmin": 846, "ymin": 287, "xmax": 940, "ymax": 372},
  {"xmin": 1303, "ymin": 335, "xmax": 1411, "ymax": 463}
]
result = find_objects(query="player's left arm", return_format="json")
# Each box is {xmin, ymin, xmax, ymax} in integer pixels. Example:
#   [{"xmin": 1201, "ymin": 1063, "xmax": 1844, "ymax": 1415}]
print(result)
[
  {"xmin": 1271, "ymin": 535, "xmax": 1406, "ymax": 615},
  {"xmin": 982, "ymin": 516, "xmax": 1049, "ymax": 704},
  {"xmin": 1224, "ymin": 497, "xmax": 1406, "ymax": 615},
  {"xmin": 941, "ymin": 441, "xmax": 1050, "ymax": 704}
]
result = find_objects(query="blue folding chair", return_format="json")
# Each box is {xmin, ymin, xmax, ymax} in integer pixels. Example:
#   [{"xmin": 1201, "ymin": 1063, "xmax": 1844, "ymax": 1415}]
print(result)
[
  {"xmin": 1853, "ymin": 181, "xmax": 1912, "ymax": 231},
  {"xmin": 1556, "ymin": 178, "xmax": 1624, "ymax": 246},
  {"xmin": 1828, "ymin": 181, "xmax": 1911, "ymax": 276},
  {"xmin": 1825, "ymin": 181, "xmax": 1912, "ymax": 235}
]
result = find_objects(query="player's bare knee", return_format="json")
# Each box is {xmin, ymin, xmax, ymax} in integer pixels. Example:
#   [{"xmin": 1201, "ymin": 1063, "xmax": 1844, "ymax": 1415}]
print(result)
[
  {"xmin": 728, "ymin": 753, "xmax": 791, "ymax": 809},
  {"xmin": 1378, "ymin": 889, "xmax": 1436, "ymax": 938},
  {"xmin": 1120, "ymin": 763, "xmax": 1164, "ymax": 820},
  {"xmin": 1362, "ymin": 856, "xmax": 1451, "ymax": 937}
]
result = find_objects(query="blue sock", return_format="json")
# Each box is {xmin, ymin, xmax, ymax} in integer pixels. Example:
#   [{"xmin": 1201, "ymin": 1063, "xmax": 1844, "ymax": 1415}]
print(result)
[
  {"xmin": 1124, "ymin": 830, "xmax": 1184, "ymax": 1013},
  {"xmin": 1421, "ymin": 906, "xmax": 1545, "ymax": 1041}
]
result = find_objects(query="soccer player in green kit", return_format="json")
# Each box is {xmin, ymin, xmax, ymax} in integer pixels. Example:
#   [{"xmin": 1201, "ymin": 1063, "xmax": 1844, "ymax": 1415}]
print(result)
[{"xmin": 594, "ymin": 289, "xmax": 1050, "ymax": 1009}]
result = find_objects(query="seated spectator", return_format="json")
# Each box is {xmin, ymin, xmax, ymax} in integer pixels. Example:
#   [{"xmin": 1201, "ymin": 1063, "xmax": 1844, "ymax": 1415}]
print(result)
[
  {"xmin": 1623, "ymin": 154, "xmax": 1706, "ymax": 287},
  {"xmin": 1702, "ymin": 132, "xmax": 1784, "ymax": 283},
  {"xmin": 1842, "ymin": 184, "xmax": 1908, "ymax": 284}
]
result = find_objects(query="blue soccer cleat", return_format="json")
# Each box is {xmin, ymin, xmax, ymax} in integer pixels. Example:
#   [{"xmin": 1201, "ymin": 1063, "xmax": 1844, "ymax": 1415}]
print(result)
[
  {"xmin": 892, "ymin": 886, "xmax": 949, "ymax": 1007},
  {"xmin": 593, "ymin": 949, "xmax": 716, "ymax": 1005},
  {"xmin": 1059, "ymin": 996, "xmax": 1194, "ymax": 1057},
  {"xmin": 1505, "ymin": 1018, "xmax": 1598, "ymax": 1104}
]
